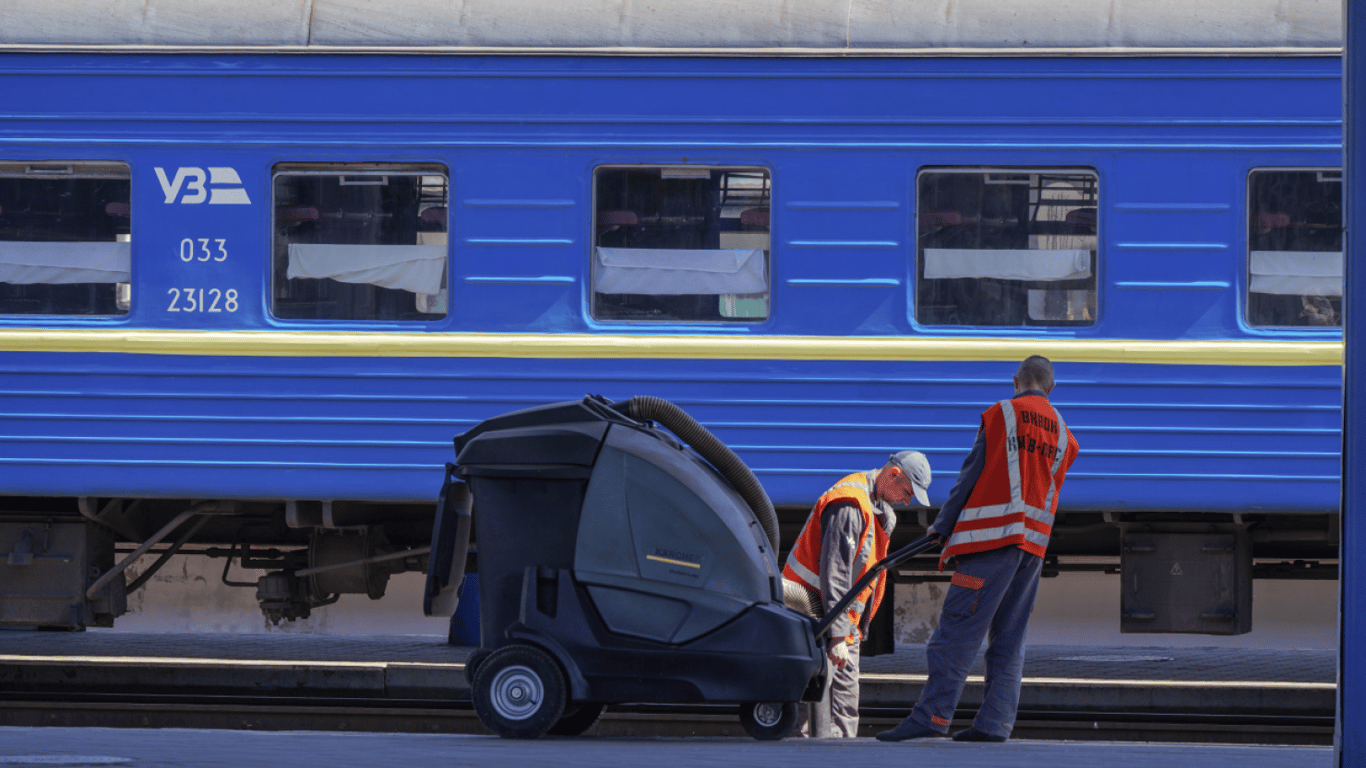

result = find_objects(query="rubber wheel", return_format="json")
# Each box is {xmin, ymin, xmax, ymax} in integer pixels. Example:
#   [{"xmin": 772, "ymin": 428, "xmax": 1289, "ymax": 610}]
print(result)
[
  {"xmin": 739, "ymin": 701, "xmax": 799, "ymax": 740},
  {"xmin": 547, "ymin": 702, "xmax": 606, "ymax": 736},
  {"xmin": 471, "ymin": 645, "xmax": 567, "ymax": 739}
]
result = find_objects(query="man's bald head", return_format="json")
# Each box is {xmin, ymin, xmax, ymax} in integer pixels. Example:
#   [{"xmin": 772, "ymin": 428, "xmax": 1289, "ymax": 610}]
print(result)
[{"xmin": 1014, "ymin": 355, "xmax": 1055, "ymax": 394}]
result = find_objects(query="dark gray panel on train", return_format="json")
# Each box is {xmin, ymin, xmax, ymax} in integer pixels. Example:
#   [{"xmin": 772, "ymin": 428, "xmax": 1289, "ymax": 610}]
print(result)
[{"xmin": 1120, "ymin": 531, "xmax": 1253, "ymax": 635}]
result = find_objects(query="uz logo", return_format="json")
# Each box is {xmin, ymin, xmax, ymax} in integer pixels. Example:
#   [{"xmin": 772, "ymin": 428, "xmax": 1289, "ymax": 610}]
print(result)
[{"xmin": 155, "ymin": 167, "xmax": 252, "ymax": 205}]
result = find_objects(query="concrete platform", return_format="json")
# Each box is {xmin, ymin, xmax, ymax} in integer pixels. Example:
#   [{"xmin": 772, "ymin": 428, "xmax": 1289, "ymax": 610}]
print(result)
[
  {"xmin": 0, "ymin": 629, "xmax": 1336, "ymax": 717},
  {"xmin": 0, "ymin": 726, "xmax": 1335, "ymax": 768}
]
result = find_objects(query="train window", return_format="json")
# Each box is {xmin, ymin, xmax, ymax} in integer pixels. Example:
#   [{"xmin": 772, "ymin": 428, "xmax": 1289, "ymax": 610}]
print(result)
[
  {"xmin": 271, "ymin": 164, "xmax": 448, "ymax": 321},
  {"xmin": 916, "ymin": 169, "xmax": 1097, "ymax": 327},
  {"xmin": 0, "ymin": 162, "xmax": 131, "ymax": 315},
  {"xmin": 1246, "ymin": 169, "xmax": 1342, "ymax": 328},
  {"xmin": 591, "ymin": 166, "xmax": 770, "ymax": 323}
]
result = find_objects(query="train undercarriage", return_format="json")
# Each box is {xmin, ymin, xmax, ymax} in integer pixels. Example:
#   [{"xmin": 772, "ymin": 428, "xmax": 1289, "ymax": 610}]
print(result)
[{"xmin": 0, "ymin": 496, "xmax": 1340, "ymax": 634}]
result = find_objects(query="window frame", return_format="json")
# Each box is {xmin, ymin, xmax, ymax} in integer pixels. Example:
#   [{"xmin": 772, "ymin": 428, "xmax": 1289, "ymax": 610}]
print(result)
[
  {"xmin": 588, "ymin": 164, "xmax": 773, "ymax": 325},
  {"xmin": 1244, "ymin": 166, "xmax": 1343, "ymax": 330},
  {"xmin": 913, "ymin": 166, "xmax": 1100, "ymax": 330},
  {"xmin": 269, "ymin": 162, "xmax": 450, "ymax": 324},
  {"xmin": 0, "ymin": 161, "xmax": 133, "ymax": 317}
]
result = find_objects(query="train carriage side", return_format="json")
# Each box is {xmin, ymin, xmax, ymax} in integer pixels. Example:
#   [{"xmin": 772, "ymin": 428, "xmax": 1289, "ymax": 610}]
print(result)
[{"xmin": 0, "ymin": 50, "xmax": 1342, "ymax": 632}]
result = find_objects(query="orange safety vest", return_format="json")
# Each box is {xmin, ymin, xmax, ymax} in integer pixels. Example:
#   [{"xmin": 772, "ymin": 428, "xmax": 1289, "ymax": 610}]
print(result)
[
  {"xmin": 782, "ymin": 472, "xmax": 892, "ymax": 643},
  {"xmin": 940, "ymin": 395, "xmax": 1079, "ymax": 570}
]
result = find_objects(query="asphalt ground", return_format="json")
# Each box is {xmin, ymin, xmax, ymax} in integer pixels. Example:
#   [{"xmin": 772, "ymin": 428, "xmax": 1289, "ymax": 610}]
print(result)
[{"xmin": 0, "ymin": 726, "xmax": 1333, "ymax": 768}]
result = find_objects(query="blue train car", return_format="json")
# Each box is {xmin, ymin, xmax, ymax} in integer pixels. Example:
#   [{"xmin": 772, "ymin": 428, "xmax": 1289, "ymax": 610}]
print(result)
[{"xmin": 0, "ymin": 0, "xmax": 1343, "ymax": 631}]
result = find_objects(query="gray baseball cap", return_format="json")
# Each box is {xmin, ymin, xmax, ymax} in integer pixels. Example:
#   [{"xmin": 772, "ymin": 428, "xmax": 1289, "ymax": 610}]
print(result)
[{"xmin": 890, "ymin": 450, "xmax": 932, "ymax": 506}]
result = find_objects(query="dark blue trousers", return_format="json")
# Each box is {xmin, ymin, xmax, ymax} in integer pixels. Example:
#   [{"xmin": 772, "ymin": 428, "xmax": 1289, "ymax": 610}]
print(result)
[{"xmin": 908, "ymin": 546, "xmax": 1043, "ymax": 738}]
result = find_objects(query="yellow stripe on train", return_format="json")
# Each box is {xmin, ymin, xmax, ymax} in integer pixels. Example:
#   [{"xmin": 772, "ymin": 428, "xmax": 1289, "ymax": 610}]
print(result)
[{"xmin": 0, "ymin": 328, "xmax": 1343, "ymax": 366}]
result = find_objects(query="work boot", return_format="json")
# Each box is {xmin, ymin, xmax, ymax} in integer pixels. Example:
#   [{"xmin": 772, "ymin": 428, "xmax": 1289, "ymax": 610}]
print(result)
[
  {"xmin": 875, "ymin": 717, "xmax": 943, "ymax": 742},
  {"xmin": 952, "ymin": 726, "xmax": 1007, "ymax": 743}
]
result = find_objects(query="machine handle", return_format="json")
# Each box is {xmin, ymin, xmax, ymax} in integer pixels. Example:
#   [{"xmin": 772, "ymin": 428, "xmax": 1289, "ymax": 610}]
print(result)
[
  {"xmin": 811, "ymin": 533, "xmax": 941, "ymax": 640},
  {"xmin": 424, "ymin": 464, "xmax": 473, "ymax": 617}
]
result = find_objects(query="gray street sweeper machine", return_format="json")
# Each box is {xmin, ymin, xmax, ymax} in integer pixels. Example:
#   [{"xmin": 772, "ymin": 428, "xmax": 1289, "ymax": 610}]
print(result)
[{"xmin": 423, "ymin": 395, "xmax": 937, "ymax": 739}]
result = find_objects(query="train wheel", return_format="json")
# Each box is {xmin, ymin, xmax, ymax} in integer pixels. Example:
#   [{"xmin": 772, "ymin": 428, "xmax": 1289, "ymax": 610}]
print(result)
[
  {"xmin": 547, "ymin": 702, "xmax": 606, "ymax": 736},
  {"xmin": 739, "ymin": 701, "xmax": 799, "ymax": 740},
  {"xmin": 471, "ymin": 645, "xmax": 567, "ymax": 739}
]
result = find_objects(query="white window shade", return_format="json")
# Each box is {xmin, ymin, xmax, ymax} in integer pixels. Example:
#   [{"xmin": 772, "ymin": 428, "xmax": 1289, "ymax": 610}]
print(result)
[
  {"xmin": 595, "ymin": 247, "xmax": 766, "ymax": 295},
  {"xmin": 1249, "ymin": 251, "xmax": 1343, "ymax": 296},
  {"xmin": 287, "ymin": 244, "xmax": 445, "ymax": 295},
  {"xmin": 923, "ymin": 248, "xmax": 1092, "ymax": 281},
  {"xmin": 0, "ymin": 241, "xmax": 131, "ymax": 284}
]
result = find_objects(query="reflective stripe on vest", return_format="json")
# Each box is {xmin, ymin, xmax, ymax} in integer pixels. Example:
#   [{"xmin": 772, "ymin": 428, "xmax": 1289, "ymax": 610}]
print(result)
[
  {"xmin": 941, "ymin": 396, "xmax": 1075, "ymax": 569},
  {"xmin": 781, "ymin": 472, "xmax": 891, "ymax": 639}
]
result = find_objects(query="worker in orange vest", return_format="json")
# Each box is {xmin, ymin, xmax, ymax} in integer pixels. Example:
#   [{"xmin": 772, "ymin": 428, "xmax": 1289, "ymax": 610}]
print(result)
[
  {"xmin": 877, "ymin": 355, "xmax": 1078, "ymax": 743},
  {"xmin": 783, "ymin": 450, "xmax": 932, "ymax": 737}
]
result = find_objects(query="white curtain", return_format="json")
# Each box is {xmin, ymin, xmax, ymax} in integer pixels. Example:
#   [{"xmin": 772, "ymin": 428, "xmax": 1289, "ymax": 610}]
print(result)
[
  {"xmin": 1249, "ymin": 251, "xmax": 1342, "ymax": 296},
  {"xmin": 923, "ymin": 248, "xmax": 1091, "ymax": 281},
  {"xmin": 594, "ymin": 247, "xmax": 765, "ymax": 295},
  {"xmin": 288, "ymin": 244, "xmax": 445, "ymax": 294},
  {"xmin": 0, "ymin": 241, "xmax": 131, "ymax": 284}
]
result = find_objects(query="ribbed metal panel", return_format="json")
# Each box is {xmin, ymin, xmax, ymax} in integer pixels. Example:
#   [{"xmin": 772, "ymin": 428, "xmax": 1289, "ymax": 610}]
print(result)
[{"xmin": 0, "ymin": 356, "xmax": 1342, "ymax": 513}]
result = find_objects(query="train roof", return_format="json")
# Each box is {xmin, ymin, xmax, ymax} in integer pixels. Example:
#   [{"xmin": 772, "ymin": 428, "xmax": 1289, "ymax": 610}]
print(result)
[{"xmin": 0, "ymin": 0, "xmax": 1342, "ymax": 55}]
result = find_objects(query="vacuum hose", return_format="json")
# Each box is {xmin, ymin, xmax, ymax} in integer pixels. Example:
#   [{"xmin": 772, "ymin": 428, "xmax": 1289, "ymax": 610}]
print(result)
[
  {"xmin": 611, "ymin": 396, "xmax": 780, "ymax": 552},
  {"xmin": 783, "ymin": 578, "xmax": 824, "ymax": 619}
]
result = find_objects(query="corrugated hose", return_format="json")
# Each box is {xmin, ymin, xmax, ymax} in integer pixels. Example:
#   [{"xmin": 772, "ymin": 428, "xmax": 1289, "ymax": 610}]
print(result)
[{"xmin": 610, "ymin": 395, "xmax": 780, "ymax": 553}]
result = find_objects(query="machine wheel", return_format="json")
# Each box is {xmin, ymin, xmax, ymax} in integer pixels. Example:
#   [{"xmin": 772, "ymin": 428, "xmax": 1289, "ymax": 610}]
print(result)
[
  {"xmin": 739, "ymin": 701, "xmax": 799, "ymax": 740},
  {"xmin": 464, "ymin": 647, "xmax": 492, "ymax": 687},
  {"xmin": 471, "ymin": 644, "xmax": 567, "ymax": 739},
  {"xmin": 547, "ymin": 702, "xmax": 606, "ymax": 736}
]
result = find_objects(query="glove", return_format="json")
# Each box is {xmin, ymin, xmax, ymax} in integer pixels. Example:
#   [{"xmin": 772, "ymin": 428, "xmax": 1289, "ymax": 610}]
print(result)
[{"xmin": 828, "ymin": 640, "xmax": 853, "ymax": 670}]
